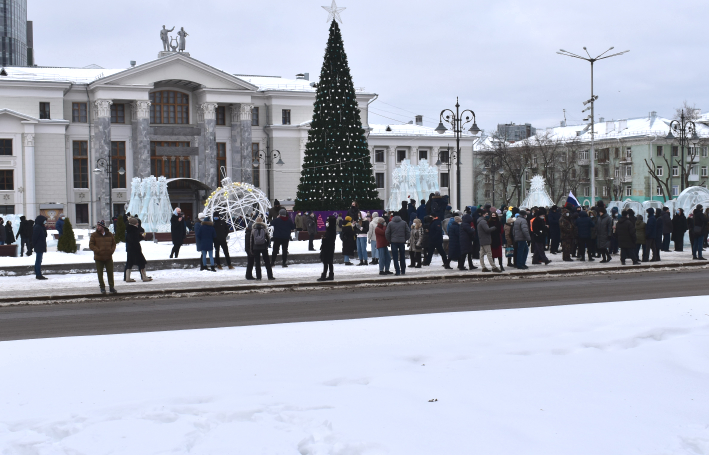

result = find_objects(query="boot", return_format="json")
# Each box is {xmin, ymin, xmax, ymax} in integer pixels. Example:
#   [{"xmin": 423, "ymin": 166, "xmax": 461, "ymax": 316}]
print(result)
[
  {"xmin": 217, "ymin": 264, "xmax": 223, "ymax": 269},
  {"xmin": 317, "ymin": 273, "xmax": 327, "ymax": 282},
  {"xmin": 228, "ymin": 265, "xmax": 235, "ymax": 270},
  {"xmin": 124, "ymin": 269, "xmax": 135, "ymax": 283},
  {"xmin": 109, "ymin": 287, "xmax": 118, "ymax": 294},
  {"xmin": 364, "ymin": 260, "xmax": 368, "ymax": 265},
  {"xmin": 99, "ymin": 287, "xmax": 106, "ymax": 294},
  {"xmin": 443, "ymin": 262, "xmax": 453, "ymax": 270},
  {"xmin": 140, "ymin": 269, "xmax": 153, "ymax": 282},
  {"xmin": 210, "ymin": 266, "xmax": 217, "ymax": 272},
  {"xmin": 326, "ymin": 272, "xmax": 334, "ymax": 281},
  {"xmin": 200, "ymin": 264, "xmax": 206, "ymax": 271},
  {"xmin": 492, "ymin": 267, "xmax": 502, "ymax": 273},
  {"xmin": 357, "ymin": 260, "xmax": 365, "ymax": 266}
]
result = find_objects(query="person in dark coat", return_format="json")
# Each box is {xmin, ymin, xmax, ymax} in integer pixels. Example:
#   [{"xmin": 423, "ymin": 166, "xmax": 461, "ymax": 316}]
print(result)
[
  {"xmin": 306, "ymin": 212, "xmax": 317, "ymax": 251},
  {"xmin": 595, "ymin": 208, "xmax": 613, "ymax": 263},
  {"xmin": 244, "ymin": 220, "xmax": 255, "ymax": 280},
  {"xmin": 574, "ymin": 211, "xmax": 595, "ymax": 261},
  {"xmin": 169, "ymin": 208, "xmax": 186, "ymax": 258},
  {"xmin": 660, "ymin": 207, "xmax": 673, "ymax": 252},
  {"xmin": 124, "ymin": 216, "xmax": 152, "ymax": 282},
  {"xmin": 318, "ymin": 215, "xmax": 338, "ymax": 281},
  {"xmin": 447, "ymin": 216, "xmax": 461, "ymax": 263},
  {"xmin": 212, "ymin": 212, "xmax": 232, "ymax": 269},
  {"xmin": 643, "ymin": 208, "xmax": 658, "ymax": 262},
  {"xmin": 268, "ymin": 199, "xmax": 282, "ymax": 223},
  {"xmin": 417, "ymin": 199, "xmax": 427, "ymax": 222},
  {"xmin": 672, "ymin": 208, "xmax": 688, "ymax": 252},
  {"xmin": 5, "ymin": 220, "xmax": 15, "ymax": 245},
  {"xmin": 0, "ymin": 217, "xmax": 5, "ymax": 245},
  {"xmin": 55, "ymin": 215, "xmax": 65, "ymax": 237},
  {"xmin": 547, "ymin": 205, "xmax": 561, "ymax": 254},
  {"xmin": 488, "ymin": 212, "xmax": 505, "ymax": 271},
  {"xmin": 616, "ymin": 210, "xmax": 640, "ymax": 265},
  {"xmin": 346, "ymin": 201, "xmax": 361, "ymax": 223},
  {"xmin": 560, "ymin": 209, "xmax": 575, "ymax": 262},
  {"xmin": 458, "ymin": 214, "xmax": 477, "ymax": 270},
  {"xmin": 250, "ymin": 216, "xmax": 275, "ymax": 279},
  {"xmin": 340, "ymin": 216, "xmax": 356, "ymax": 265},
  {"xmin": 654, "ymin": 209, "xmax": 664, "ymax": 261},
  {"xmin": 19, "ymin": 215, "xmax": 34, "ymax": 256},
  {"xmin": 196, "ymin": 216, "xmax": 217, "ymax": 271},
  {"xmin": 407, "ymin": 199, "xmax": 417, "ymax": 221},
  {"xmin": 424, "ymin": 215, "xmax": 451, "ymax": 268},
  {"xmin": 430, "ymin": 192, "xmax": 447, "ymax": 220},
  {"xmin": 32, "ymin": 215, "xmax": 48, "ymax": 279},
  {"xmin": 270, "ymin": 208, "xmax": 295, "ymax": 267},
  {"xmin": 397, "ymin": 201, "xmax": 410, "ymax": 223},
  {"xmin": 691, "ymin": 205, "xmax": 706, "ymax": 260},
  {"xmin": 531, "ymin": 208, "xmax": 550, "ymax": 265}
]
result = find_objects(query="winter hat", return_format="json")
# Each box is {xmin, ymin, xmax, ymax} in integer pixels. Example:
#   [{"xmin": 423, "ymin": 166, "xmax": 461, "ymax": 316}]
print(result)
[
  {"xmin": 611, "ymin": 207, "xmax": 619, "ymax": 213},
  {"xmin": 435, "ymin": 191, "xmax": 441, "ymax": 196},
  {"xmin": 128, "ymin": 217, "xmax": 139, "ymax": 226},
  {"xmin": 97, "ymin": 220, "xmax": 106, "ymax": 228},
  {"xmin": 203, "ymin": 216, "xmax": 212, "ymax": 222},
  {"xmin": 345, "ymin": 216, "xmax": 352, "ymax": 222},
  {"xmin": 255, "ymin": 216, "xmax": 263, "ymax": 223},
  {"xmin": 361, "ymin": 211, "xmax": 367, "ymax": 219},
  {"xmin": 621, "ymin": 210, "xmax": 628, "ymax": 217},
  {"xmin": 646, "ymin": 208, "xmax": 654, "ymax": 215},
  {"xmin": 372, "ymin": 212, "xmax": 379, "ymax": 217},
  {"xmin": 519, "ymin": 210, "xmax": 527, "ymax": 217},
  {"xmin": 198, "ymin": 212, "xmax": 205, "ymax": 220},
  {"xmin": 551, "ymin": 205, "xmax": 558, "ymax": 211},
  {"xmin": 279, "ymin": 208, "xmax": 287, "ymax": 217},
  {"xmin": 454, "ymin": 216, "xmax": 462, "ymax": 223}
]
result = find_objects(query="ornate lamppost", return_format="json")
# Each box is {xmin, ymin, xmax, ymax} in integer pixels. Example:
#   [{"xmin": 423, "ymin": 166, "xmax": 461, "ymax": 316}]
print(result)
[
  {"xmin": 253, "ymin": 149, "xmax": 284, "ymax": 201},
  {"xmin": 435, "ymin": 97, "xmax": 480, "ymax": 208},
  {"xmin": 93, "ymin": 158, "xmax": 125, "ymax": 220},
  {"xmin": 435, "ymin": 148, "xmax": 459, "ymax": 198},
  {"xmin": 666, "ymin": 110, "xmax": 699, "ymax": 192}
]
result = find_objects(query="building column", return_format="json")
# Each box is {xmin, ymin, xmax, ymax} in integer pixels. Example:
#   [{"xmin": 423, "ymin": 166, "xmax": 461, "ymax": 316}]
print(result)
[
  {"xmin": 23, "ymin": 133, "xmax": 36, "ymax": 218},
  {"xmin": 198, "ymin": 103, "xmax": 218, "ymax": 189},
  {"xmin": 387, "ymin": 146, "xmax": 396, "ymax": 204},
  {"xmin": 94, "ymin": 99, "xmax": 112, "ymax": 222},
  {"xmin": 231, "ymin": 103, "xmax": 253, "ymax": 184},
  {"xmin": 131, "ymin": 100, "xmax": 151, "ymax": 178},
  {"xmin": 410, "ymin": 146, "xmax": 418, "ymax": 165}
]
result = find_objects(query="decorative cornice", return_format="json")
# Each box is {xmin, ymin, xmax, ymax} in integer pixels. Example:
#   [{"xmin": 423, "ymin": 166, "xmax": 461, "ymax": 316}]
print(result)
[
  {"xmin": 94, "ymin": 99, "xmax": 113, "ymax": 118},
  {"xmin": 238, "ymin": 103, "xmax": 254, "ymax": 122},
  {"xmin": 200, "ymin": 103, "xmax": 218, "ymax": 122},
  {"xmin": 23, "ymin": 133, "xmax": 34, "ymax": 147},
  {"xmin": 131, "ymin": 101, "xmax": 151, "ymax": 120}
]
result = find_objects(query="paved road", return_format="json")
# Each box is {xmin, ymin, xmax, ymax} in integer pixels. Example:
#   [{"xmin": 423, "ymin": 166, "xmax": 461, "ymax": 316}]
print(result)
[{"xmin": 1, "ymin": 269, "xmax": 707, "ymax": 342}]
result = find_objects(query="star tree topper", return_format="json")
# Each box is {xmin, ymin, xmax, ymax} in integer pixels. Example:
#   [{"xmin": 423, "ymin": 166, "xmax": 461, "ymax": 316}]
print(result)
[{"xmin": 322, "ymin": 0, "xmax": 346, "ymax": 23}]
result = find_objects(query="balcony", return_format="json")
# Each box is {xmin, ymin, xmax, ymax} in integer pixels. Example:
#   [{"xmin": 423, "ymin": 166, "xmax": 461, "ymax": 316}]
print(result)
[
  {"xmin": 621, "ymin": 175, "xmax": 633, "ymax": 183},
  {"xmin": 689, "ymin": 174, "xmax": 699, "ymax": 182},
  {"xmin": 578, "ymin": 159, "xmax": 590, "ymax": 166},
  {"xmin": 619, "ymin": 157, "xmax": 632, "ymax": 164}
]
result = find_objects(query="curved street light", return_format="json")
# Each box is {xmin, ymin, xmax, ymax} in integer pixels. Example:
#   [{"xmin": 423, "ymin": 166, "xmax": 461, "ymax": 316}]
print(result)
[
  {"xmin": 666, "ymin": 111, "xmax": 698, "ymax": 192},
  {"xmin": 252, "ymin": 149, "xmax": 284, "ymax": 201}
]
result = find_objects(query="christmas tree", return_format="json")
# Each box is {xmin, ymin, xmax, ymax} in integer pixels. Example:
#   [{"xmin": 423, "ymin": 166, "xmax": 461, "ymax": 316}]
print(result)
[
  {"xmin": 294, "ymin": 20, "xmax": 381, "ymax": 211},
  {"xmin": 57, "ymin": 218, "xmax": 77, "ymax": 253},
  {"xmin": 114, "ymin": 215, "xmax": 126, "ymax": 244}
]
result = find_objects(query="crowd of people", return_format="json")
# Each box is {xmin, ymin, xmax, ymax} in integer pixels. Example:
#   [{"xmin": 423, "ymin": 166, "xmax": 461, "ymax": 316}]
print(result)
[{"xmin": 3, "ymin": 191, "xmax": 708, "ymax": 293}]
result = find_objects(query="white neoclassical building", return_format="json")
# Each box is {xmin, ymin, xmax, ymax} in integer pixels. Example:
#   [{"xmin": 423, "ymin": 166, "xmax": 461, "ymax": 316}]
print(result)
[{"xmin": 0, "ymin": 52, "xmax": 479, "ymax": 227}]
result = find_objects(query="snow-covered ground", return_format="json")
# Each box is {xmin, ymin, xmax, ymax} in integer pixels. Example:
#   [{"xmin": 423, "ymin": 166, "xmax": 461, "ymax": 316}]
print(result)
[{"xmin": 1, "ymin": 296, "xmax": 708, "ymax": 454}]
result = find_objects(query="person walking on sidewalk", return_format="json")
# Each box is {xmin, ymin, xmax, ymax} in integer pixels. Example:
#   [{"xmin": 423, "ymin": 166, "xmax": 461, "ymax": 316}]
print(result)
[
  {"xmin": 478, "ymin": 213, "xmax": 501, "ymax": 272},
  {"xmin": 245, "ymin": 220, "xmax": 256, "ymax": 280},
  {"xmin": 196, "ymin": 216, "xmax": 217, "ymax": 272},
  {"xmin": 574, "ymin": 211, "xmax": 595, "ymax": 261},
  {"xmin": 531, "ymin": 208, "xmax": 551, "ymax": 265},
  {"xmin": 295, "ymin": 211, "xmax": 304, "ymax": 241},
  {"xmin": 170, "ymin": 208, "xmax": 185, "ymax": 258},
  {"xmin": 385, "ymin": 213, "xmax": 411, "ymax": 276},
  {"xmin": 548, "ymin": 205, "xmax": 561, "ymax": 254},
  {"xmin": 270, "ymin": 208, "xmax": 295, "ymax": 267},
  {"xmin": 459, "ymin": 214, "xmax": 477, "ymax": 270},
  {"xmin": 251, "ymin": 216, "xmax": 275, "ymax": 280},
  {"xmin": 4, "ymin": 220, "xmax": 15, "ymax": 246},
  {"xmin": 560, "ymin": 209, "xmax": 575, "ymax": 262},
  {"xmin": 424, "ymin": 216, "xmax": 451, "ymax": 269},
  {"xmin": 489, "ymin": 212, "xmax": 506, "ymax": 272},
  {"xmin": 32, "ymin": 215, "xmax": 48, "ymax": 280},
  {"xmin": 89, "ymin": 220, "xmax": 118, "ymax": 294},
  {"xmin": 0, "ymin": 217, "xmax": 6, "ymax": 245},
  {"xmin": 375, "ymin": 218, "xmax": 392, "ymax": 275},
  {"xmin": 635, "ymin": 214, "xmax": 646, "ymax": 262},
  {"xmin": 447, "ymin": 215, "xmax": 461, "ymax": 266},
  {"xmin": 306, "ymin": 212, "xmax": 318, "ymax": 251},
  {"xmin": 513, "ymin": 211, "xmax": 531, "ymax": 269},
  {"xmin": 213, "ymin": 212, "xmax": 233, "ymax": 270},
  {"xmin": 643, "ymin": 208, "xmax": 658, "ymax": 262},
  {"xmin": 318, "ymin": 215, "xmax": 337, "ymax": 281},
  {"xmin": 125, "ymin": 217, "xmax": 152, "ymax": 282}
]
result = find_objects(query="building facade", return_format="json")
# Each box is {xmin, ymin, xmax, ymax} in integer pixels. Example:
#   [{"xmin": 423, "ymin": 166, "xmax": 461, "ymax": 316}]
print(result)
[{"xmin": 0, "ymin": 0, "xmax": 29, "ymax": 66}]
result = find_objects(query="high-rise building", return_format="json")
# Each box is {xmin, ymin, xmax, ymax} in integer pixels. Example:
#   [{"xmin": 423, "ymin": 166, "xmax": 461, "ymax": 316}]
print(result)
[
  {"xmin": 1, "ymin": 0, "xmax": 28, "ymax": 66},
  {"xmin": 496, "ymin": 122, "xmax": 536, "ymax": 142}
]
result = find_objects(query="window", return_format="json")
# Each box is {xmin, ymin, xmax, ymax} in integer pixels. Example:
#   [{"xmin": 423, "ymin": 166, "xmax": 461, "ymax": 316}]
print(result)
[
  {"xmin": 690, "ymin": 165, "xmax": 698, "ymax": 176},
  {"xmin": 702, "ymin": 166, "xmax": 708, "ymax": 177},
  {"xmin": 217, "ymin": 142, "xmax": 226, "ymax": 179},
  {"xmin": 625, "ymin": 186, "xmax": 632, "ymax": 197},
  {"xmin": 672, "ymin": 166, "xmax": 679, "ymax": 177},
  {"xmin": 252, "ymin": 143, "xmax": 260, "ymax": 187},
  {"xmin": 656, "ymin": 186, "xmax": 663, "ymax": 196},
  {"xmin": 375, "ymin": 172, "xmax": 384, "ymax": 188},
  {"xmin": 440, "ymin": 173, "xmax": 449, "ymax": 188},
  {"xmin": 0, "ymin": 139, "xmax": 11, "ymax": 156},
  {"xmin": 626, "ymin": 165, "xmax": 632, "ymax": 177},
  {"xmin": 672, "ymin": 146, "xmax": 679, "ymax": 157},
  {"xmin": 216, "ymin": 106, "xmax": 226, "ymax": 126},
  {"xmin": 0, "ymin": 170, "xmax": 13, "ymax": 190},
  {"xmin": 72, "ymin": 103, "xmax": 87, "ymax": 123},
  {"xmin": 150, "ymin": 142, "xmax": 191, "ymax": 178},
  {"xmin": 703, "ymin": 147, "xmax": 708, "ymax": 158},
  {"xmin": 594, "ymin": 150, "xmax": 598, "ymax": 160},
  {"xmin": 149, "ymin": 91, "xmax": 189, "ymax": 124},
  {"xmin": 579, "ymin": 150, "xmax": 589, "ymax": 161},
  {"xmin": 39, "ymin": 102, "xmax": 50, "ymax": 119},
  {"xmin": 594, "ymin": 186, "xmax": 598, "ymax": 197},
  {"xmin": 484, "ymin": 189, "xmax": 492, "ymax": 198},
  {"xmin": 571, "ymin": 168, "xmax": 577, "ymax": 179},
  {"xmin": 110, "ymin": 142, "xmax": 126, "ymax": 188},
  {"xmin": 656, "ymin": 166, "xmax": 663, "ymax": 177},
  {"xmin": 626, "ymin": 147, "xmax": 632, "ymax": 158},
  {"xmin": 110, "ymin": 104, "xmax": 125, "ymax": 123},
  {"xmin": 440, "ymin": 149, "xmax": 450, "ymax": 163},
  {"xmin": 672, "ymin": 185, "xmax": 679, "ymax": 197},
  {"xmin": 0, "ymin": 205, "xmax": 15, "ymax": 215},
  {"xmin": 532, "ymin": 156, "xmax": 538, "ymax": 167},
  {"xmin": 615, "ymin": 167, "xmax": 620, "ymax": 178},
  {"xmin": 72, "ymin": 141, "xmax": 89, "ymax": 189},
  {"xmin": 614, "ymin": 148, "xmax": 620, "ymax": 159},
  {"xmin": 251, "ymin": 107, "xmax": 259, "ymax": 126},
  {"xmin": 113, "ymin": 204, "xmax": 125, "ymax": 217},
  {"xmin": 374, "ymin": 149, "xmax": 384, "ymax": 163},
  {"xmin": 583, "ymin": 186, "xmax": 590, "ymax": 197},
  {"xmin": 282, "ymin": 109, "xmax": 291, "ymax": 125},
  {"xmin": 602, "ymin": 186, "xmax": 609, "ymax": 197},
  {"xmin": 656, "ymin": 145, "xmax": 663, "ymax": 157},
  {"xmin": 76, "ymin": 204, "xmax": 89, "ymax": 224},
  {"xmin": 397, "ymin": 149, "xmax": 406, "ymax": 163},
  {"xmin": 419, "ymin": 149, "xmax": 428, "ymax": 161}
]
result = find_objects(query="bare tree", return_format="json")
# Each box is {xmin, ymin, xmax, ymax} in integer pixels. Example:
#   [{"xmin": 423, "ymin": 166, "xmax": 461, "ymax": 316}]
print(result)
[
  {"xmin": 644, "ymin": 153, "xmax": 674, "ymax": 202},
  {"xmin": 674, "ymin": 101, "xmax": 701, "ymax": 121}
]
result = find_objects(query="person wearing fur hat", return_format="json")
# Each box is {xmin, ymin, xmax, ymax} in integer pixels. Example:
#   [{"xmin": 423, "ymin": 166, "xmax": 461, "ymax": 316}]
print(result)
[
  {"xmin": 318, "ymin": 215, "xmax": 338, "ymax": 281},
  {"xmin": 124, "ymin": 216, "xmax": 152, "ymax": 282},
  {"xmin": 89, "ymin": 220, "xmax": 117, "ymax": 294},
  {"xmin": 270, "ymin": 208, "xmax": 296, "ymax": 267},
  {"xmin": 367, "ymin": 212, "xmax": 381, "ymax": 265},
  {"xmin": 196, "ymin": 215, "xmax": 217, "ymax": 272}
]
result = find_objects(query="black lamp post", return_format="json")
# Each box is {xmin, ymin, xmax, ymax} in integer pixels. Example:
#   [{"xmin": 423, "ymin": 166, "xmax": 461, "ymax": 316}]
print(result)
[
  {"xmin": 94, "ymin": 157, "xmax": 125, "ymax": 220},
  {"xmin": 435, "ymin": 148, "xmax": 459, "ymax": 198},
  {"xmin": 253, "ymin": 148, "xmax": 284, "ymax": 201},
  {"xmin": 666, "ymin": 110, "xmax": 698, "ymax": 192},
  {"xmin": 435, "ymin": 97, "xmax": 480, "ymax": 209}
]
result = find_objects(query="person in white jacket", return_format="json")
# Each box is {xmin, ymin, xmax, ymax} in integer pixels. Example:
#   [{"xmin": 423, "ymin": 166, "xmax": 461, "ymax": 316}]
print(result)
[{"xmin": 367, "ymin": 212, "xmax": 380, "ymax": 265}]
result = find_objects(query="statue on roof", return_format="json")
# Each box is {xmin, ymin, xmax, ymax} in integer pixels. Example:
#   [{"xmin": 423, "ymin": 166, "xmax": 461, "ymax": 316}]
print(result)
[
  {"xmin": 160, "ymin": 25, "xmax": 175, "ymax": 52},
  {"xmin": 177, "ymin": 27, "xmax": 189, "ymax": 52}
]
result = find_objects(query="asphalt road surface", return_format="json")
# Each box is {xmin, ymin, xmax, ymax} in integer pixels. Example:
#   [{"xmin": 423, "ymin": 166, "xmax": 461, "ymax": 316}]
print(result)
[{"xmin": 1, "ymin": 269, "xmax": 707, "ymax": 342}]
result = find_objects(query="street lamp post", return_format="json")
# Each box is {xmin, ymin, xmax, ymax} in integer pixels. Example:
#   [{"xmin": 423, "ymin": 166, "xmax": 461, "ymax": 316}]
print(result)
[
  {"xmin": 666, "ymin": 110, "xmax": 698, "ymax": 193},
  {"xmin": 557, "ymin": 46, "xmax": 629, "ymax": 205},
  {"xmin": 93, "ymin": 158, "xmax": 125, "ymax": 221},
  {"xmin": 435, "ymin": 148, "xmax": 460, "ymax": 203},
  {"xmin": 435, "ymin": 97, "xmax": 480, "ymax": 209},
  {"xmin": 253, "ymin": 148, "xmax": 284, "ymax": 201}
]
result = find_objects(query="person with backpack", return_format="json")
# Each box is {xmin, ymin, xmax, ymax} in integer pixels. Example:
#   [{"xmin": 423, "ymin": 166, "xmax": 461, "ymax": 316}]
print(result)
[
  {"xmin": 318, "ymin": 215, "xmax": 337, "ymax": 281},
  {"xmin": 250, "ymin": 216, "xmax": 275, "ymax": 280}
]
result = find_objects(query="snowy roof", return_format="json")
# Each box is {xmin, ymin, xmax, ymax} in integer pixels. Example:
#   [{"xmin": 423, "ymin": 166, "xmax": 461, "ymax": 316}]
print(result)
[
  {"xmin": 369, "ymin": 123, "xmax": 477, "ymax": 138},
  {"xmin": 0, "ymin": 66, "xmax": 127, "ymax": 83},
  {"xmin": 234, "ymin": 75, "xmax": 317, "ymax": 92}
]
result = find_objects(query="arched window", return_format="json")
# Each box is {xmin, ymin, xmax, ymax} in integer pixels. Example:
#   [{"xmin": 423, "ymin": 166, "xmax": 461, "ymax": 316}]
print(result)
[{"xmin": 149, "ymin": 91, "xmax": 189, "ymax": 124}]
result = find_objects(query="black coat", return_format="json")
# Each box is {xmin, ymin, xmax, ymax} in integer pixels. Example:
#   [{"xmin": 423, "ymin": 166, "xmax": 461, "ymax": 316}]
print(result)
[
  {"xmin": 531, "ymin": 216, "xmax": 548, "ymax": 243},
  {"xmin": 19, "ymin": 216, "xmax": 33, "ymax": 239},
  {"xmin": 320, "ymin": 217, "xmax": 337, "ymax": 263},
  {"xmin": 244, "ymin": 224, "xmax": 253, "ymax": 256},
  {"xmin": 31, "ymin": 216, "xmax": 47, "ymax": 253},
  {"xmin": 213, "ymin": 217, "xmax": 230, "ymax": 242},
  {"xmin": 5, "ymin": 224, "xmax": 15, "ymax": 244},
  {"xmin": 170, "ymin": 214, "xmax": 186, "ymax": 245},
  {"xmin": 672, "ymin": 213, "xmax": 688, "ymax": 242},
  {"xmin": 340, "ymin": 224, "xmax": 356, "ymax": 256},
  {"xmin": 616, "ymin": 217, "xmax": 636, "ymax": 249},
  {"xmin": 346, "ymin": 206, "xmax": 360, "ymax": 223},
  {"xmin": 459, "ymin": 215, "xmax": 475, "ymax": 255},
  {"xmin": 125, "ymin": 224, "xmax": 147, "ymax": 269}
]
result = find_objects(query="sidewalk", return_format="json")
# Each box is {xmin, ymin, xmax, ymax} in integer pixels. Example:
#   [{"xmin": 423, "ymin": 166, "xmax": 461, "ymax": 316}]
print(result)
[{"xmin": 1, "ymin": 250, "xmax": 706, "ymax": 304}]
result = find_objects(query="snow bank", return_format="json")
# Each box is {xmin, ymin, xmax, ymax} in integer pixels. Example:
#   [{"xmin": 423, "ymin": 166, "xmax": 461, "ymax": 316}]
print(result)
[{"xmin": 1, "ymin": 296, "xmax": 708, "ymax": 454}]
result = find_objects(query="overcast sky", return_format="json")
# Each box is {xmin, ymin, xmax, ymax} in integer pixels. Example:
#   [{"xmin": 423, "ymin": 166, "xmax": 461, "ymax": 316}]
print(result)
[{"xmin": 30, "ymin": 0, "xmax": 708, "ymax": 132}]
